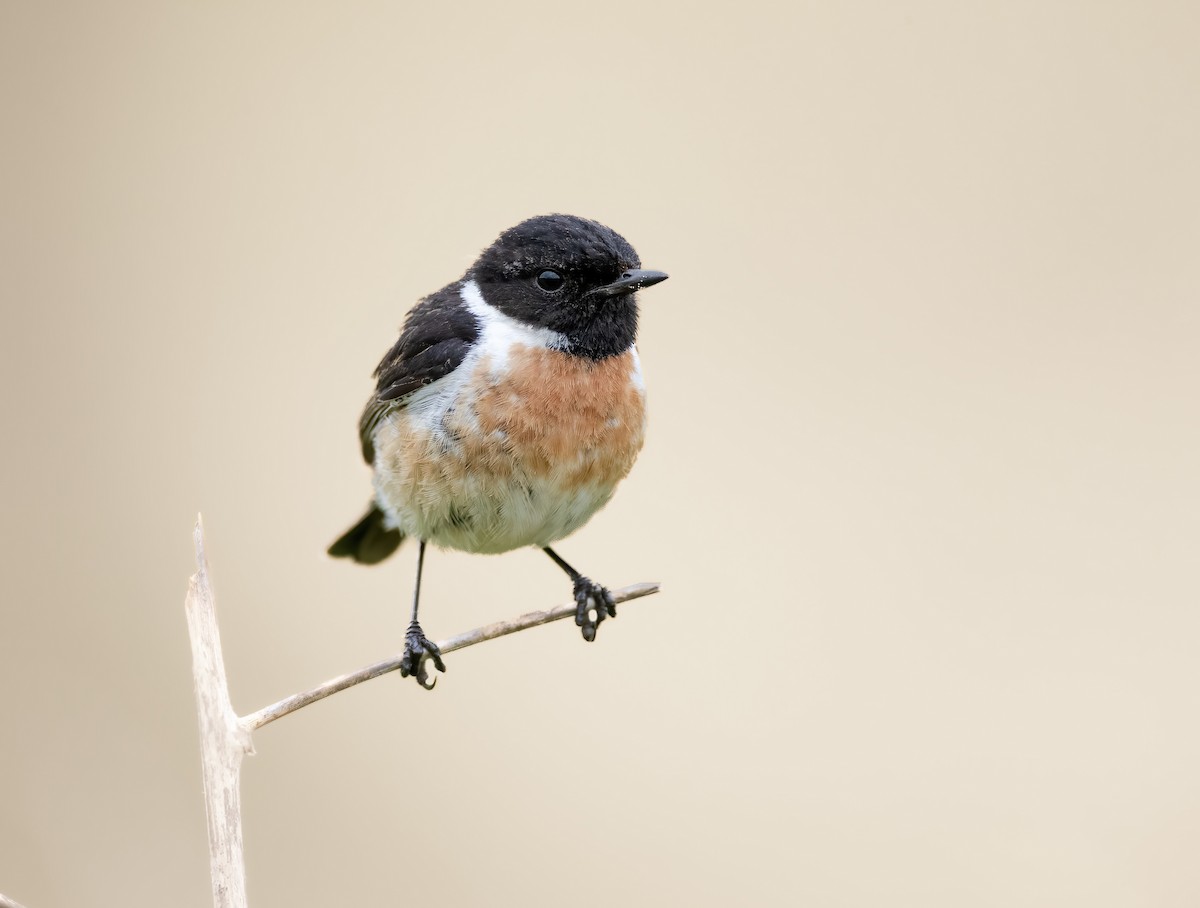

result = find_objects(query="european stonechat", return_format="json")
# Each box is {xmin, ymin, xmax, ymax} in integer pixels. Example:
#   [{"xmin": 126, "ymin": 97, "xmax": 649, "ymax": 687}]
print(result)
[{"xmin": 329, "ymin": 214, "xmax": 668, "ymax": 687}]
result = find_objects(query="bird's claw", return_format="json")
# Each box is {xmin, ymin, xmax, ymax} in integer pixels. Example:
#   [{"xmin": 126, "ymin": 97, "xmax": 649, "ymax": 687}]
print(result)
[
  {"xmin": 573, "ymin": 576, "xmax": 617, "ymax": 642},
  {"xmin": 400, "ymin": 621, "xmax": 446, "ymax": 690}
]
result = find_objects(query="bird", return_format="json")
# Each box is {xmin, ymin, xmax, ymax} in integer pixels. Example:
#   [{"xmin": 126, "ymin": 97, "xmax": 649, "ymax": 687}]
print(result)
[{"xmin": 328, "ymin": 214, "xmax": 668, "ymax": 688}]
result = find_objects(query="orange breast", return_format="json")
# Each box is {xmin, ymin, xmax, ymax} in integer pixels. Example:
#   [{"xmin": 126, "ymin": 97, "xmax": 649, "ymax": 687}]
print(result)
[{"xmin": 467, "ymin": 346, "xmax": 646, "ymax": 492}]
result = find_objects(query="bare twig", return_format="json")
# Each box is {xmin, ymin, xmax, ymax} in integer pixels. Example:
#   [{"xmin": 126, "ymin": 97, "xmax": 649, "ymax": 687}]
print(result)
[
  {"xmin": 185, "ymin": 515, "xmax": 661, "ymax": 908},
  {"xmin": 242, "ymin": 580, "xmax": 661, "ymax": 731}
]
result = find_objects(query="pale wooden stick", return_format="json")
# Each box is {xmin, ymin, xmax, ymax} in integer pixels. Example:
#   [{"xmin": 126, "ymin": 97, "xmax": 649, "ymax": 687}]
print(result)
[
  {"xmin": 186, "ymin": 517, "xmax": 253, "ymax": 908},
  {"xmin": 241, "ymin": 580, "xmax": 661, "ymax": 731},
  {"xmin": 185, "ymin": 515, "xmax": 661, "ymax": 908},
  {"xmin": 0, "ymin": 892, "xmax": 30, "ymax": 908}
]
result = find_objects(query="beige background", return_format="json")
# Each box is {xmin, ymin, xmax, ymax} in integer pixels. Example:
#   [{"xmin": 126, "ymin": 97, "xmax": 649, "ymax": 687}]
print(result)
[{"xmin": 3, "ymin": 1, "xmax": 1199, "ymax": 905}]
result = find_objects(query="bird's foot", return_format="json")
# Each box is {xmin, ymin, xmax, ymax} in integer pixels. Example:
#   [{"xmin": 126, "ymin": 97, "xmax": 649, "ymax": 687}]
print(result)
[
  {"xmin": 574, "ymin": 576, "xmax": 617, "ymax": 642},
  {"xmin": 400, "ymin": 621, "xmax": 446, "ymax": 690}
]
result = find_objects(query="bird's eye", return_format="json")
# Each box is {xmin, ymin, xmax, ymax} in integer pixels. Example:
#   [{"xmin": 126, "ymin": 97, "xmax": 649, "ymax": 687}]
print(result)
[{"xmin": 536, "ymin": 270, "xmax": 565, "ymax": 292}]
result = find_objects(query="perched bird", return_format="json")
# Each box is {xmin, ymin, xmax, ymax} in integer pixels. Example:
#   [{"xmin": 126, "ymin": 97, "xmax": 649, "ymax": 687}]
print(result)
[{"xmin": 329, "ymin": 214, "xmax": 668, "ymax": 688}]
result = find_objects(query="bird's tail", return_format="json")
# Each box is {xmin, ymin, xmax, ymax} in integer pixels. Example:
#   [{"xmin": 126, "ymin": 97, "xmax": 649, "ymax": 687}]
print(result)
[{"xmin": 327, "ymin": 503, "xmax": 404, "ymax": 564}]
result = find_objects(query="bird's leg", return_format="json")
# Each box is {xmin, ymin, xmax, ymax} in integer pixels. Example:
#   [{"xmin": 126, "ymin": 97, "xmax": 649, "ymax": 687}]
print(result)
[
  {"xmin": 400, "ymin": 540, "xmax": 446, "ymax": 689},
  {"xmin": 542, "ymin": 546, "xmax": 616, "ymax": 642}
]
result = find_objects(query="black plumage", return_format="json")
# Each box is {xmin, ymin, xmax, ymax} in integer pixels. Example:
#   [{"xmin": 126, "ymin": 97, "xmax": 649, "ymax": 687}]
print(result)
[
  {"xmin": 471, "ymin": 214, "xmax": 643, "ymax": 360},
  {"xmin": 356, "ymin": 283, "xmax": 479, "ymax": 464},
  {"xmin": 374, "ymin": 283, "xmax": 480, "ymax": 403},
  {"xmin": 326, "ymin": 503, "xmax": 402, "ymax": 565}
]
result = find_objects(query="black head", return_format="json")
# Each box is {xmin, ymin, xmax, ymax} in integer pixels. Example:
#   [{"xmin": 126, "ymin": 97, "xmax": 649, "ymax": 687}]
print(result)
[{"xmin": 469, "ymin": 214, "xmax": 668, "ymax": 360}]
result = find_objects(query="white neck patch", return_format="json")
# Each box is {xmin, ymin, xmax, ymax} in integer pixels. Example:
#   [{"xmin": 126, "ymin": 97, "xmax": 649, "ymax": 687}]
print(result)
[{"xmin": 459, "ymin": 279, "xmax": 569, "ymax": 352}]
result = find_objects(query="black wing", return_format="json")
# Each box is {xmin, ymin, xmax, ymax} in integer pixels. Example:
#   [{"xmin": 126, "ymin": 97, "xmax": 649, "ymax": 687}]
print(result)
[{"xmin": 358, "ymin": 282, "xmax": 479, "ymax": 463}]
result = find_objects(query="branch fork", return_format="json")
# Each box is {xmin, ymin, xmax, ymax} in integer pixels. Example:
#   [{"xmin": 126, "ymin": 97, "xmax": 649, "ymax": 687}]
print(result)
[{"xmin": 185, "ymin": 516, "xmax": 659, "ymax": 908}]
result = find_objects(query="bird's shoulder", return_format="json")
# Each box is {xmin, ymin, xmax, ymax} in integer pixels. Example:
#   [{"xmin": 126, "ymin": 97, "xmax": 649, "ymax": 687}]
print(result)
[
  {"xmin": 374, "ymin": 281, "xmax": 480, "ymax": 401},
  {"xmin": 359, "ymin": 281, "xmax": 480, "ymax": 463}
]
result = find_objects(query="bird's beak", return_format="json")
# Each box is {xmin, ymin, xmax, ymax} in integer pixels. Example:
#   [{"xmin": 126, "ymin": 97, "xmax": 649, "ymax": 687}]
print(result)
[{"xmin": 589, "ymin": 269, "xmax": 670, "ymax": 299}]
